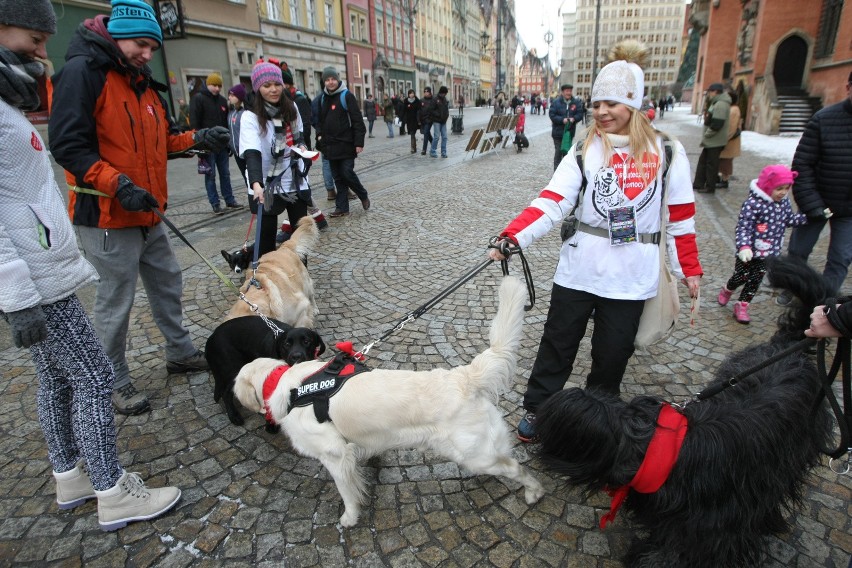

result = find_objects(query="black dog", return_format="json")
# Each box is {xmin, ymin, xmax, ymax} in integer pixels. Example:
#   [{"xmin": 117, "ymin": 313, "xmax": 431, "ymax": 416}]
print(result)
[
  {"xmin": 221, "ymin": 243, "xmax": 255, "ymax": 274},
  {"xmin": 536, "ymin": 257, "xmax": 835, "ymax": 568},
  {"xmin": 205, "ymin": 316, "xmax": 325, "ymax": 426}
]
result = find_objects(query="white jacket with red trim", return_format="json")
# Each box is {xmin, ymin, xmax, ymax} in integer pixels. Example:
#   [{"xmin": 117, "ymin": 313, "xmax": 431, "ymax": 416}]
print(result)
[{"xmin": 502, "ymin": 133, "xmax": 702, "ymax": 301}]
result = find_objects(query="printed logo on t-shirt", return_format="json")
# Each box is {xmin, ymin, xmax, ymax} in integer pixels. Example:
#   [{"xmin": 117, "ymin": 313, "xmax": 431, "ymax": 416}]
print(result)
[
  {"xmin": 30, "ymin": 132, "xmax": 42, "ymax": 151},
  {"xmin": 591, "ymin": 152, "xmax": 661, "ymax": 217}
]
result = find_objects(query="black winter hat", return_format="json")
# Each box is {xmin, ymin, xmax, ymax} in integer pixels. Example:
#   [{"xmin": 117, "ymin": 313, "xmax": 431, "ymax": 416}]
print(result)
[{"xmin": 0, "ymin": 0, "xmax": 56, "ymax": 34}]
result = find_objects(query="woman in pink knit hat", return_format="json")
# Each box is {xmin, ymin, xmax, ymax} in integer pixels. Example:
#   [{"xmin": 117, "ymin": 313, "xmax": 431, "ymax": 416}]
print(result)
[{"xmin": 718, "ymin": 164, "xmax": 809, "ymax": 323}]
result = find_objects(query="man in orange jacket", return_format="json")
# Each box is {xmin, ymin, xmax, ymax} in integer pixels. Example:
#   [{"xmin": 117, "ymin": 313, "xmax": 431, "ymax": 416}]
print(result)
[{"xmin": 49, "ymin": 0, "xmax": 229, "ymax": 415}]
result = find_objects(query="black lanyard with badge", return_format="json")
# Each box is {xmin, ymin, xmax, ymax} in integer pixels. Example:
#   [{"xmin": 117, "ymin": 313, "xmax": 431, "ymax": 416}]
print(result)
[{"xmin": 607, "ymin": 150, "xmax": 638, "ymax": 246}]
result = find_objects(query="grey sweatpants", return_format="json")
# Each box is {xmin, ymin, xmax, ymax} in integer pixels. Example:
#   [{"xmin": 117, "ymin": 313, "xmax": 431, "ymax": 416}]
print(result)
[{"xmin": 76, "ymin": 223, "xmax": 196, "ymax": 388}]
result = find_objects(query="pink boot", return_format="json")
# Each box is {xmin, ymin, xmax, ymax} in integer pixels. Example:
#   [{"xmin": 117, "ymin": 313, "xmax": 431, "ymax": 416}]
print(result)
[
  {"xmin": 717, "ymin": 287, "xmax": 733, "ymax": 306},
  {"xmin": 733, "ymin": 301, "xmax": 751, "ymax": 324}
]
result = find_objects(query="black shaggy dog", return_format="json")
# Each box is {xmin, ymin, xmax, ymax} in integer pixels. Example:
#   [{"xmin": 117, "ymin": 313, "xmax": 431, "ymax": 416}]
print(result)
[
  {"xmin": 206, "ymin": 316, "xmax": 325, "ymax": 426},
  {"xmin": 536, "ymin": 257, "xmax": 836, "ymax": 568}
]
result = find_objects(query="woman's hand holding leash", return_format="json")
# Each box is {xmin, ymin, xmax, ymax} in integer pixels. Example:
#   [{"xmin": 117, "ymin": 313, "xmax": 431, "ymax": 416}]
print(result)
[
  {"xmin": 805, "ymin": 305, "xmax": 842, "ymax": 338},
  {"xmin": 252, "ymin": 182, "xmax": 265, "ymax": 205},
  {"xmin": 488, "ymin": 236, "xmax": 517, "ymax": 261}
]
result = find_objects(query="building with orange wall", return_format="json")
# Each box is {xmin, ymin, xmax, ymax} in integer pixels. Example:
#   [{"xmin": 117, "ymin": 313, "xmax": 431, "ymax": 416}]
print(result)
[{"xmin": 689, "ymin": 0, "xmax": 851, "ymax": 134}]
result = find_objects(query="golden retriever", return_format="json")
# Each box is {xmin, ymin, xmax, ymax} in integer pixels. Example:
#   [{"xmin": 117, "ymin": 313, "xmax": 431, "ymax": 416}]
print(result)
[
  {"xmin": 225, "ymin": 215, "xmax": 319, "ymax": 326},
  {"xmin": 233, "ymin": 276, "xmax": 545, "ymax": 527}
]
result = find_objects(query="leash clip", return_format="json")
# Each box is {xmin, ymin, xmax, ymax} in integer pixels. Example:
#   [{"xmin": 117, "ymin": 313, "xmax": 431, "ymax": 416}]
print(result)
[
  {"xmin": 248, "ymin": 276, "xmax": 262, "ymax": 289},
  {"xmin": 828, "ymin": 451, "xmax": 851, "ymax": 475}
]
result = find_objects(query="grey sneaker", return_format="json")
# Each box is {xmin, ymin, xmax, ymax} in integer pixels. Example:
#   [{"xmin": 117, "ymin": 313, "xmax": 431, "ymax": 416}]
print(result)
[
  {"xmin": 166, "ymin": 349, "xmax": 209, "ymax": 374},
  {"xmin": 112, "ymin": 383, "xmax": 151, "ymax": 415},
  {"xmin": 97, "ymin": 471, "xmax": 181, "ymax": 532},
  {"xmin": 54, "ymin": 459, "xmax": 96, "ymax": 510}
]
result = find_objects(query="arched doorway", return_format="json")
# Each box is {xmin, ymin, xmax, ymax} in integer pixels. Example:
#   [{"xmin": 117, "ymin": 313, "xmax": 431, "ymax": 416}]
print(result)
[{"xmin": 773, "ymin": 35, "xmax": 807, "ymax": 93}]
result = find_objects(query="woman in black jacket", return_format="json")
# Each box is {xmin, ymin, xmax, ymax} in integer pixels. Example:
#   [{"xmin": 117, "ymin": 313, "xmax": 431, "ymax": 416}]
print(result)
[{"xmin": 402, "ymin": 89, "xmax": 422, "ymax": 154}]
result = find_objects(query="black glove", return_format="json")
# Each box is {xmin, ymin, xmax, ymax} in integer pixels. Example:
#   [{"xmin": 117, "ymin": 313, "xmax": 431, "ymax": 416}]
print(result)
[
  {"xmin": 193, "ymin": 126, "xmax": 230, "ymax": 153},
  {"xmin": 116, "ymin": 175, "xmax": 159, "ymax": 212},
  {"xmin": 805, "ymin": 207, "xmax": 833, "ymax": 220},
  {"xmin": 5, "ymin": 306, "xmax": 47, "ymax": 348}
]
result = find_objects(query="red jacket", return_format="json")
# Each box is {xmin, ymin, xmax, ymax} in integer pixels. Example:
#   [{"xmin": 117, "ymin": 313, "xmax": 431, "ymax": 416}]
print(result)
[{"xmin": 49, "ymin": 17, "xmax": 195, "ymax": 229}]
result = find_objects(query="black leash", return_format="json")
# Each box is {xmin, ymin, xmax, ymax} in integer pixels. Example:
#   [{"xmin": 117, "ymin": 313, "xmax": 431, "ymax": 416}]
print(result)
[
  {"xmin": 815, "ymin": 338, "xmax": 851, "ymax": 470},
  {"xmin": 152, "ymin": 207, "xmax": 287, "ymax": 337},
  {"xmin": 356, "ymin": 239, "xmax": 535, "ymax": 357},
  {"xmin": 691, "ymin": 338, "xmax": 817, "ymax": 402}
]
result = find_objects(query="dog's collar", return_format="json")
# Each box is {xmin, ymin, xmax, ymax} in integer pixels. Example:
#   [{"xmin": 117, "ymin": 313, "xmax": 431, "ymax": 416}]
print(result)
[
  {"xmin": 600, "ymin": 402, "xmax": 688, "ymax": 529},
  {"xmin": 263, "ymin": 364, "xmax": 290, "ymax": 425}
]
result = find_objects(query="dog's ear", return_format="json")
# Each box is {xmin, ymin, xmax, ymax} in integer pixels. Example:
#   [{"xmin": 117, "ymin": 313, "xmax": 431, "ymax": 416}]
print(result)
[
  {"xmin": 313, "ymin": 332, "xmax": 326, "ymax": 358},
  {"xmin": 221, "ymin": 250, "xmax": 236, "ymax": 270}
]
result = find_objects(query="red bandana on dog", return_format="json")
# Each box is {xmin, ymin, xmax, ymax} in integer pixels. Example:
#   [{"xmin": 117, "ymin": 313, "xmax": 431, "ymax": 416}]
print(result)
[
  {"xmin": 600, "ymin": 402, "xmax": 688, "ymax": 529},
  {"xmin": 263, "ymin": 364, "xmax": 290, "ymax": 424}
]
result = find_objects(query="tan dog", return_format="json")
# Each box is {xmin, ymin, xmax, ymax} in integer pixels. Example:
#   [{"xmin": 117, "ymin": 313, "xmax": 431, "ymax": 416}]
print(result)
[
  {"xmin": 225, "ymin": 216, "xmax": 319, "ymax": 327},
  {"xmin": 233, "ymin": 276, "xmax": 545, "ymax": 527}
]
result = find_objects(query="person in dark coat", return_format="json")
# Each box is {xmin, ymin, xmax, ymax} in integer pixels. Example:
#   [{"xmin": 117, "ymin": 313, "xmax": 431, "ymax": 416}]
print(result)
[
  {"xmin": 548, "ymin": 84, "xmax": 584, "ymax": 171},
  {"xmin": 418, "ymin": 86, "xmax": 433, "ymax": 155},
  {"xmin": 780, "ymin": 71, "xmax": 852, "ymax": 299},
  {"xmin": 282, "ymin": 68, "xmax": 313, "ymax": 150},
  {"xmin": 190, "ymin": 72, "xmax": 239, "ymax": 213},
  {"xmin": 394, "ymin": 94, "xmax": 406, "ymax": 135},
  {"xmin": 316, "ymin": 66, "xmax": 369, "ymax": 218},
  {"xmin": 402, "ymin": 89, "xmax": 421, "ymax": 154},
  {"xmin": 364, "ymin": 93, "xmax": 377, "ymax": 138}
]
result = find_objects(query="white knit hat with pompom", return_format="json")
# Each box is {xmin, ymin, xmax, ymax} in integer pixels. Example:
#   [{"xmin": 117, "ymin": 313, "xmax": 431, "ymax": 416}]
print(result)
[{"xmin": 591, "ymin": 40, "xmax": 650, "ymax": 110}]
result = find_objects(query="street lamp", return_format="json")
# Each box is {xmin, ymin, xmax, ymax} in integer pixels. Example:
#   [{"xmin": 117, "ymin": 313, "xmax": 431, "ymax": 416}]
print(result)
[{"xmin": 543, "ymin": 30, "xmax": 554, "ymax": 99}]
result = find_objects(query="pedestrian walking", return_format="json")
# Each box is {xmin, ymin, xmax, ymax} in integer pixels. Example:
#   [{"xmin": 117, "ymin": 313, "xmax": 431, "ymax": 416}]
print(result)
[
  {"xmin": 402, "ymin": 89, "xmax": 421, "ymax": 154},
  {"xmin": 489, "ymin": 41, "xmax": 702, "ymax": 442},
  {"xmin": 382, "ymin": 96, "xmax": 395, "ymax": 138},
  {"xmin": 49, "ymin": 0, "xmax": 225, "ymax": 415},
  {"xmin": 316, "ymin": 66, "xmax": 370, "ymax": 218},
  {"xmin": 429, "ymin": 85, "xmax": 450, "ymax": 158},
  {"xmin": 718, "ymin": 165, "xmax": 807, "ymax": 323},
  {"xmin": 0, "ymin": 0, "xmax": 182, "ymax": 531},
  {"xmin": 419, "ymin": 86, "xmax": 433, "ymax": 155},
  {"xmin": 191, "ymin": 71, "xmax": 240, "ymax": 213},
  {"xmin": 364, "ymin": 93, "xmax": 377, "ymax": 138},
  {"xmin": 239, "ymin": 60, "xmax": 310, "ymax": 256}
]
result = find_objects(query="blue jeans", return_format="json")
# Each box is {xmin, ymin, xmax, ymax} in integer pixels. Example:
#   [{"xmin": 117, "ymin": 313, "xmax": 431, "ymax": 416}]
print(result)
[
  {"xmin": 430, "ymin": 122, "xmax": 447, "ymax": 156},
  {"xmin": 788, "ymin": 215, "xmax": 852, "ymax": 295},
  {"xmin": 204, "ymin": 149, "xmax": 235, "ymax": 206},
  {"xmin": 421, "ymin": 121, "xmax": 432, "ymax": 153},
  {"xmin": 368, "ymin": 119, "xmax": 374, "ymax": 135},
  {"xmin": 385, "ymin": 121, "xmax": 394, "ymax": 137},
  {"xmin": 329, "ymin": 158, "xmax": 369, "ymax": 213},
  {"xmin": 321, "ymin": 156, "xmax": 335, "ymax": 191}
]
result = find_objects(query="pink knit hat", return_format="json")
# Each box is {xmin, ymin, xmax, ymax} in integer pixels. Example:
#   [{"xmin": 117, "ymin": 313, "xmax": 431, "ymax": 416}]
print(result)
[
  {"xmin": 251, "ymin": 61, "xmax": 283, "ymax": 92},
  {"xmin": 756, "ymin": 165, "xmax": 797, "ymax": 195}
]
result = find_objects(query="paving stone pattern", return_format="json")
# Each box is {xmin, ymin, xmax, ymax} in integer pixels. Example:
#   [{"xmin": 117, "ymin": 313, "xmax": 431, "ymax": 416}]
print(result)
[{"xmin": 0, "ymin": 108, "xmax": 850, "ymax": 567}]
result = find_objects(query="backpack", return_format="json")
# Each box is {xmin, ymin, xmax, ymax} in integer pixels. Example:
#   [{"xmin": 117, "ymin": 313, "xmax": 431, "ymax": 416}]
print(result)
[{"xmin": 561, "ymin": 135, "xmax": 675, "ymax": 242}]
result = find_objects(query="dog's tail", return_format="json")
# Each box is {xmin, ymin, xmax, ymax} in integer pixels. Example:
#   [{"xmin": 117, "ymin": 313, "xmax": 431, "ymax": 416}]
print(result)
[
  {"xmin": 765, "ymin": 256, "xmax": 830, "ymax": 340},
  {"xmin": 462, "ymin": 275, "xmax": 527, "ymax": 401},
  {"xmin": 288, "ymin": 215, "xmax": 320, "ymax": 257}
]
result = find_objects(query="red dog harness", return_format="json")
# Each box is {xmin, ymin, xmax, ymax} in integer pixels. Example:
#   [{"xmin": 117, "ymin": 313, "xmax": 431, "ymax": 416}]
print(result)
[
  {"xmin": 600, "ymin": 402, "xmax": 688, "ymax": 529},
  {"xmin": 262, "ymin": 365, "xmax": 290, "ymax": 424}
]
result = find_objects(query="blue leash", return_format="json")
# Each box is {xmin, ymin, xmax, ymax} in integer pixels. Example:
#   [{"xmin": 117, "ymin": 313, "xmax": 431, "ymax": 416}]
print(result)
[{"xmin": 249, "ymin": 202, "xmax": 263, "ymax": 289}]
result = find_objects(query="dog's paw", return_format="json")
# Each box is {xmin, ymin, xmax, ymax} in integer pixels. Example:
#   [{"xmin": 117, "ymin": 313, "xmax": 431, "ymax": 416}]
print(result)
[
  {"xmin": 524, "ymin": 480, "xmax": 545, "ymax": 504},
  {"xmin": 227, "ymin": 412, "xmax": 245, "ymax": 426},
  {"xmin": 339, "ymin": 510, "xmax": 359, "ymax": 527}
]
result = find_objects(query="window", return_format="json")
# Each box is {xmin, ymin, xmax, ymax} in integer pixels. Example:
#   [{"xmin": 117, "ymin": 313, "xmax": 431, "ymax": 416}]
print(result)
[
  {"xmin": 360, "ymin": 16, "xmax": 368, "ymax": 42},
  {"xmin": 396, "ymin": 25, "xmax": 401, "ymax": 49},
  {"xmin": 387, "ymin": 20, "xmax": 393, "ymax": 47},
  {"xmin": 306, "ymin": 0, "xmax": 316, "ymax": 29},
  {"xmin": 403, "ymin": 25, "xmax": 409, "ymax": 51},
  {"xmin": 350, "ymin": 13, "xmax": 357, "ymax": 39},
  {"xmin": 289, "ymin": 0, "xmax": 300, "ymax": 25},
  {"xmin": 267, "ymin": 0, "xmax": 281, "ymax": 20},
  {"xmin": 815, "ymin": 0, "xmax": 844, "ymax": 57},
  {"xmin": 324, "ymin": 2, "xmax": 333, "ymax": 32},
  {"xmin": 376, "ymin": 17, "xmax": 383, "ymax": 43}
]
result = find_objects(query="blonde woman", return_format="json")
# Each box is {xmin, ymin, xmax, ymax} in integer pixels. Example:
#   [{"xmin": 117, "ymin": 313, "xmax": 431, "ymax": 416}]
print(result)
[{"xmin": 490, "ymin": 41, "xmax": 703, "ymax": 442}]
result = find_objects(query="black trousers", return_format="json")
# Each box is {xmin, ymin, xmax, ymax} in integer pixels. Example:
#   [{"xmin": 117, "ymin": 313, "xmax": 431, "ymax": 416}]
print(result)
[
  {"xmin": 523, "ymin": 284, "xmax": 645, "ymax": 410},
  {"xmin": 693, "ymin": 145, "xmax": 723, "ymax": 190},
  {"xmin": 249, "ymin": 196, "xmax": 308, "ymax": 257}
]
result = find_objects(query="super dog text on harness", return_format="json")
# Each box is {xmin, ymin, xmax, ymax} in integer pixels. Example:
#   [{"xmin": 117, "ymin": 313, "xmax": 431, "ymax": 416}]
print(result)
[{"xmin": 288, "ymin": 350, "xmax": 370, "ymax": 423}]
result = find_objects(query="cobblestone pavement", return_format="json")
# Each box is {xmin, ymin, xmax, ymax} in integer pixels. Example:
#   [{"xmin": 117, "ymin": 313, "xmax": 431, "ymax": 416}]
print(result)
[{"xmin": 1, "ymin": 107, "xmax": 850, "ymax": 567}]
